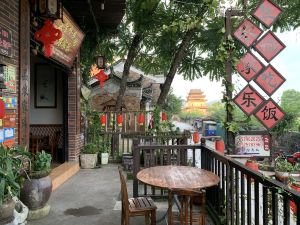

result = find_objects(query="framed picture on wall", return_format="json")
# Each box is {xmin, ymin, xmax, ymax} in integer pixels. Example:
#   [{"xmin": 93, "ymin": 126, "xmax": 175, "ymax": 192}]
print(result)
[{"xmin": 35, "ymin": 64, "xmax": 57, "ymax": 108}]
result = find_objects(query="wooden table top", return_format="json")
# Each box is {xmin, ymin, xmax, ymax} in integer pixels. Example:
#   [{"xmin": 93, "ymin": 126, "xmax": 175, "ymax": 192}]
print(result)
[{"xmin": 137, "ymin": 165, "xmax": 220, "ymax": 190}]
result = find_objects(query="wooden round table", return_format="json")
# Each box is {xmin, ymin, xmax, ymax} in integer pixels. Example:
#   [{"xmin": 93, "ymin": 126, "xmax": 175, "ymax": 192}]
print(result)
[{"xmin": 137, "ymin": 165, "xmax": 220, "ymax": 225}]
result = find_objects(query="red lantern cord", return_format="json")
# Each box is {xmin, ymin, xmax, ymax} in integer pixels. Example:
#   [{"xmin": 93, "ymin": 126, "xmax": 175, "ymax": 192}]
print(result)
[
  {"xmin": 100, "ymin": 115, "xmax": 106, "ymax": 126},
  {"xmin": 161, "ymin": 112, "xmax": 167, "ymax": 121},
  {"xmin": 138, "ymin": 113, "xmax": 145, "ymax": 126},
  {"xmin": 34, "ymin": 20, "xmax": 62, "ymax": 57},
  {"xmin": 117, "ymin": 114, "xmax": 123, "ymax": 126},
  {"xmin": 94, "ymin": 70, "xmax": 108, "ymax": 88}
]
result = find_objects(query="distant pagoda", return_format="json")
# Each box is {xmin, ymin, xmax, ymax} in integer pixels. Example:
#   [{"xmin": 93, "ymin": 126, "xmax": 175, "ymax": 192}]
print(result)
[{"xmin": 183, "ymin": 89, "xmax": 208, "ymax": 115}]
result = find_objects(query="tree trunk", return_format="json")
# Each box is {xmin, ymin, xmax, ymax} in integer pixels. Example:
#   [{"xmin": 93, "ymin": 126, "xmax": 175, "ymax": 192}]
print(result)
[
  {"xmin": 115, "ymin": 34, "xmax": 142, "ymax": 111},
  {"xmin": 157, "ymin": 7, "xmax": 208, "ymax": 107}
]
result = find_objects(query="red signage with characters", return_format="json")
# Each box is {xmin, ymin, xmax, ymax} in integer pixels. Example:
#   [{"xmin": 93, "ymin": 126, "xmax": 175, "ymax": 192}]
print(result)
[{"xmin": 0, "ymin": 26, "xmax": 12, "ymax": 57}]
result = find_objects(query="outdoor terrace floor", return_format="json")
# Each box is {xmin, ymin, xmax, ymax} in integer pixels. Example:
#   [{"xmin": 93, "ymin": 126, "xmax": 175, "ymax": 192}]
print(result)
[{"xmin": 28, "ymin": 164, "xmax": 213, "ymax": 225}]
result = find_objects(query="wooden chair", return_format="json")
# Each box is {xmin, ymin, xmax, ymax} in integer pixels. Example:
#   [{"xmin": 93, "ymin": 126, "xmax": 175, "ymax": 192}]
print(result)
[
  {"xmin": 171, "ymin": 189, "xmax": 206, "ymax": 225},
  {"xmin": 118, "ymin": 167, "xmax": 157, "ymax": 225}
]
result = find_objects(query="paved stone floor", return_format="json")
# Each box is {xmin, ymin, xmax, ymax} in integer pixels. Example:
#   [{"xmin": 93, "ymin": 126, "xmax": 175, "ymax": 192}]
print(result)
[{"xmin": 28, "ymin": 164, "xmax": 213, "ymax": 225}]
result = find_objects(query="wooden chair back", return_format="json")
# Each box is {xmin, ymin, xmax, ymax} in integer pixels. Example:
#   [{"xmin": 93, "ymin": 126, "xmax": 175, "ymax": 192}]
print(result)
[{"xmin": 118, "ymin": 167, "xmax": 129, "ymax": 211}]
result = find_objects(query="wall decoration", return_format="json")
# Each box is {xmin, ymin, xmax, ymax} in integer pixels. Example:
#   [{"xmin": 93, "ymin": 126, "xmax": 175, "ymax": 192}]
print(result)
[
  {"xmin": 4, "ymin": 128, "xmax": 14, "ymax": 140},
  {"xmin": 0, "ymin": 26, "xmax": 12, "ymax": 57},
  {"xmin": 35, "ymin": 64, "xmax": 57, "ymax": 108},
  {"xmin": 3, "ymin": 112, "xmax": 16, "ymax": 128},
  {"xmin": 0, "ymin": 129, "xmax": 3, "ymax": 142},
  {"xmin": 3, "ymin": 65, "xmax": 16, "ymax": 93},
  {"xmin": 2, "ymin": 96, "xmax": 17, "ymax": 109}
]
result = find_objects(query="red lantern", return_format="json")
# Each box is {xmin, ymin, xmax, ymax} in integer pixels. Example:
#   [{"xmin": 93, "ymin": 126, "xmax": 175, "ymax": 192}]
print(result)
[
  {"xmin": 0, "ymin": 99, "xmax": 4, "ymax": 119},
  {"xmin": 94, "ymin": 70, "xmax": 108, "ymax": 88},
  {"xmin": 161, "ymin": 112, "xmax": 167, "ymax": 121},
  {"xmin": 290, "ymin": 184, "xmax": 300, "ymax": 214},
  {"xmin": 138, "ymin": 113, "xmax": 145, "ymax": 126},
  {"xmin": 34, "ymin": 19, "xmax": 62, "ymax": 57},
  {"xmin": 117, "ymin": 114, "xmax": 123, "ymax": 126},
  {"xmin": 193, "ymin": 132, "xmax": 200, "ymax": 144},
  {"xmin": 100, "ymin": 115, "xmax": 106, "ymax": 126}
]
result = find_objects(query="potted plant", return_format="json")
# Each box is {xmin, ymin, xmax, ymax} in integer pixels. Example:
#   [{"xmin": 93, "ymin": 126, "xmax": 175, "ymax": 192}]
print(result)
[
  {"xmin": 0, "ymin": 145, "xmax": 28, "ymax": 223},
  {"xmin": 80, "ymin": 142, "xmax": 98, "ymax": 169},
  {"xmin": 274, "ymin": 157, "xmax": 294, "ymax": 184},
  {"xmin": 20, "ymin": 150, "xmax": 53, "ymax": 215},
  {"xmin": 99, "ymin": 140, "xmax": 110, "ymax": 165},
  {"xmin": 290, "ymin": 163, "xmax": 300, "ymax": 179}
]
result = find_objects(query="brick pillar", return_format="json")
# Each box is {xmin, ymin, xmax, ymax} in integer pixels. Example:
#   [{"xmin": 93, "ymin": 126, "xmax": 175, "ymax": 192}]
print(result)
[{"xmin": 67, "ymin": 56, "xmax": 83, "ymax": 161}]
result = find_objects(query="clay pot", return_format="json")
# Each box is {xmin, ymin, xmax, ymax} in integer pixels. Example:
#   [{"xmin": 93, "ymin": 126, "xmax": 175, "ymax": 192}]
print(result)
[
  {"xmin": 0, "ymin": 198, "xmax": 15, "ymax": 224},
  {"xmin": 245, "ymin": 161, "xmax": 259, "ymax": 181},
  {"xmin": 275, "ymin": 171, "xmax": 290, "ymax": 184},
  {"xmin": 215, "ymin": 140, "xmax": 225, "ymax": 153},
  {"xmin": 193, "ymin": 132, "xmax": 200, "ymax": 144},
  {"xmin": 20, "ymin": 175, "xmax": 52, "ymax": 210}
]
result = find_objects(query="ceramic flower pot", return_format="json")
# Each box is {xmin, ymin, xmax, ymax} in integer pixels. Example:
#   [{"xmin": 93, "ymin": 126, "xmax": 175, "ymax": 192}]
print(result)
[
  {"xmin": 101, "ymin": 153, "xmax": 109, "ymax": 165},
  {"xmin": 275, "ymin": 171, "xmax": 290, "ymax": 184},
  {"xmin": 0, "ymin": 198, "xmax": 15, "ymax": 224},
  {"xmin": 80, "ymin": 153, "xmax": 97, "ymax": 169},
  {"xmin": 20, "ymin": 175, "xmax": 52, "ymax": 210}
]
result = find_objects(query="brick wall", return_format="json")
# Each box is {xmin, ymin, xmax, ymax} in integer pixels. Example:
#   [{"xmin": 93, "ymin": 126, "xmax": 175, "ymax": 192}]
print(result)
[{"xmin": 0, "ymin": 0, "xmax": 20, "ymax": 144}]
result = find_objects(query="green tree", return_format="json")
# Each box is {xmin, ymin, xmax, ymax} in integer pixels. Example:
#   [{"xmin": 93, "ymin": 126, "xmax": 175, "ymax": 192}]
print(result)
[
  {"xmin": 281, "ymin": 89, "xmax": 300, "ymax": 117},
  {"xmin": 162, "ymin": 88, "xmax": 184, "ymax": 115}
]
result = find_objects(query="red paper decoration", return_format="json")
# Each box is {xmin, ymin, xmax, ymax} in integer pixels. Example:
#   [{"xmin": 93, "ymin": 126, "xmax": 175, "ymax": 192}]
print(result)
[
  {"xmin": 94, "ymin": 70, "xmax": 108, "ymax": 88},
  {"xmin": 34, "ymin": 19, "xmax": 62, "ymax": 57},
  {"xmin": 161, "ymin": 112, "xmax": 167, "ymax": 121},
  {"xmin": 100, "ymin": 115, "xmax": 106, "ymax": 126},
  {"xmin": 117, "ymin": 114, "xmax": 123, "ymax": 126},
  {"xmin": 0, "ymin": 99, "xmax": 4, "ymax": 119},
  {"xmin": 138, "ymin": 113, "xmax": 145, "ymax": 126}
]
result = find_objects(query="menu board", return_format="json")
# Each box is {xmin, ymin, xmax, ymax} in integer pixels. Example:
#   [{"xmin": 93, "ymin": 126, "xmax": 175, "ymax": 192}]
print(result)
[
  {"xmin": 52, "ymin": 9, "xmax": 85, "ymax": 68},
  {"xmin": 0, "ymin": 26, "xmax": 12, "ymax": 57},
  {"xmin": 235, "ymin": 133, "xmax": 270, "ymax": 156},
  {"xmin": 3, "ymin": 65, "xmax": 16, "ymax": 93}
]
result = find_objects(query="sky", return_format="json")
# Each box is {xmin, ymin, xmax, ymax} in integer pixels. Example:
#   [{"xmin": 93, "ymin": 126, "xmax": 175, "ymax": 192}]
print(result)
[{"xmin": 171, "ymin": 28, "xmax": 300, "ymax": 104}]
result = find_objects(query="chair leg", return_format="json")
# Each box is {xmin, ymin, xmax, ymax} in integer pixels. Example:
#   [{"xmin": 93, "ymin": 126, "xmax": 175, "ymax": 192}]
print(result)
[
  {"xmin": 145, "ymin": 213, "xmax": 150, "ymax": 225},
  {"xmin": 190, "ymin": 196, "xmax": 193, "ymax": 225},
  {"xmin": 124, "ymin": 213, "xmax": 129, "ymax": 225},
  {"xmin": 151, "ymin": 210, "xmax": 156, "ymax": 225},
  {"xmin": 121, "ymin": 206, "xmax": 124, "ymax": 225}
]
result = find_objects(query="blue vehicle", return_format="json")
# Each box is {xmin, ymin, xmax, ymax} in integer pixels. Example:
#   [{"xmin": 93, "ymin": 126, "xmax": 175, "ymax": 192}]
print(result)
[{"xmin": 202, "ymin": 120, "xmax": 217, "ymax": 136}]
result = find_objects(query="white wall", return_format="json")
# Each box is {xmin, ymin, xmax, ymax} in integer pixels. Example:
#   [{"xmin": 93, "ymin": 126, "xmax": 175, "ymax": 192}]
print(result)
[{"xmin": 30, "ymin": 56, "xmax": 64, "ymax": 124}]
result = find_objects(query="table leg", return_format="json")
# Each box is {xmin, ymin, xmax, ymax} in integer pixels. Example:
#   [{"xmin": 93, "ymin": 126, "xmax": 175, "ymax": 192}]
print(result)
[{"xmin": 168, "ymin": 191, "xmax": 173, "ymax": 225}]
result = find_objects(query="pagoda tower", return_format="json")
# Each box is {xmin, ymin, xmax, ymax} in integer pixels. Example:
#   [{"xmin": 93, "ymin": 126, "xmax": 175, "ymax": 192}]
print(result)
[{"xmin": 183, "ymin": 89, "xmax": 208, "ymax": 115}]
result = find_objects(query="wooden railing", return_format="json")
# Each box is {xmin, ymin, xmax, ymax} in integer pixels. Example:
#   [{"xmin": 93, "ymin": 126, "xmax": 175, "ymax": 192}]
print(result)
[{"xmin": 132, "ymin": 138, "xmax": 300, "ymax": 225}]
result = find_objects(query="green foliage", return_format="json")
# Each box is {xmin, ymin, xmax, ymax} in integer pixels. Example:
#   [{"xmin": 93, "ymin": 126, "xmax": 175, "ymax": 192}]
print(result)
[
  {"xmin": 271, "ymin": 112, "xmax": 297, "ymax": 136},
  {"xmin": 82, "ymin": 142, "xmax": 98, "ymax": 154},
  {"xmin": 161, "ymin": 88, "xmax": 184, "ymax": 115},
  {"xmin": 275, "ymin": 157, "xmax": 294, "ymax": 172},
  {"xmin": 281, "ymin": 89, "xmax": 300, "ymax": 117},
  {"xmin": 0, "ymin": 145, "xmax": 28, "ymax": 205},
  {"xmin": 98, "ymin": 139, "xmax": 111, "ymax": 154},
  {"xmin": 33, "ymin": 151, "xmax": 52, "ymax": 173}
]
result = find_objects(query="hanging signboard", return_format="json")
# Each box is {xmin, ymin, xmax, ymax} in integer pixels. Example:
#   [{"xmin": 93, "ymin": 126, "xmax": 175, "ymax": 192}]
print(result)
[
  {"xmin": 233, "ymin": 85, "xmax": 265, "ymax": 116},
  {"xmin": 0, "ymin": 26, "xmax": 12, "ymax": 57},
  {"xmin": 235, "ymin": 132, "xmax": 270, "ymax": 156},
  {"xmin": 254, "ymin": 65, "xmax": 285, "ymax": 96},
  {"xmin": 52, "ymin": 9, "xmax": 85, "ymax": 68}
]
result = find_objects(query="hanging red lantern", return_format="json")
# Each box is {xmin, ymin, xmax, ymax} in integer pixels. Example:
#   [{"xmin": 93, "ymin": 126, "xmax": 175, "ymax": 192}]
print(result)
[
  {"xmin": 193, "ymin": 132, "xmax": 200, "ymax": 144},
  {"xmin": 117, "ymin": 114, "xmax": 123, "ymax": 126},
  {"xmin": 34, "ymin": 19, "xmax": 62, "ymax": 57},
  {"xmin": 100, "ymin": 115, "xmax": 106, "ymax": 126},
  {"xmin": 161, "ymin": 112, "xmax": 167, "ymax": 121},
  {"xmin": 138, "ymin": 113, "xmax": 145, "ymax": 126},
  {"xmin": 0, "ymin": 99, "xmax": 4, "ymax": 119},
  {"xmin": 94, "ymin": 70, "xmax": 108, "ymax": 88}
]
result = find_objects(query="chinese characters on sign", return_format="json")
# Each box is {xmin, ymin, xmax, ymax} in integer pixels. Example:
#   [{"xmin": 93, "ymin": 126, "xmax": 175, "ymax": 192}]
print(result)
[
  {"xmin": 0, "ymin": 26, "xmax": 12, "ymax": 57},
  {"xmin": 252, "ymin": 0, "xmax": 282, "ymax": 28},
  {"xmin": 254, "ymin": 65, "xmax": 285, "ymax": 96},
  {"xmin": 255, "ymin": 99, "xmax": 285, "ymax": 129},
  {"xmin": 254, "ymin": 31, "xmax": 285, "ymax": 62},
  {"xmin": 236, "ymin": 52, "xmax": 264, "ymax": 82},
  {"xmin": 235, "ymin": 134, "xmax": 270, "ymax": 156},
  {"xmin": 233, "ymin": 19, "xmax": 263, "ymax": 48},
  {"xmin": 233, "ymin": 85, "xmax": 265, "ymax": 116},
  {"xmin": 3, "ymin": 65, "xmax": 16, "ymax": 93}
]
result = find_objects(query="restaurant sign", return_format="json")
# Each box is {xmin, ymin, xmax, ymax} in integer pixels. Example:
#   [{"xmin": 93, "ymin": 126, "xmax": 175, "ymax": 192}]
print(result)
[
  {"xmin": 235, "ymin": 132, "xmax": 270, "ymax": 156},
  {"xmin": 0, "ymin": 26, "xmax": 12, "ymax": 57},
  {"xmin": 52, "ymin": 9, "xmax": 85, "ymax": 68}
]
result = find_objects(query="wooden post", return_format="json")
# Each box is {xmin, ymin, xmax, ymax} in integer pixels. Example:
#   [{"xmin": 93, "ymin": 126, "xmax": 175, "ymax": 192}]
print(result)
[
  {"xmin": 19, "ymin": 0, "xmax": 31, "ymax": 147},
  {"xmin": 132, "ymin": 138, "xmax": 140, "ymax": 198}
]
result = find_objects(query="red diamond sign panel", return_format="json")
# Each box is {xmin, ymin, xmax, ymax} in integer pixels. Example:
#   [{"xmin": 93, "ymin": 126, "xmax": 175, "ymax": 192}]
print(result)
[
  {"xmin": 254, "ymin": 65, "xmax": 285, "ymax": 96},
  {"xmin": 233, "ymin": 85, "xmax": 265, "ymax": 116},
  {"xmin": 233, "ymin": 19, "xmax": 263, "ymax": 48},
  {"xmin": 236, "ymin": 52, "xmax": 264, "ymax": 82},
  {"xmin": 255, "ymin": 99, "xmax": 285, "ymax": 129},
  {"xmin": 252, "ymin": 0, "xmax": 282, "ymax": 28},
  {"xmin": 254, "ymin": 31, "xmax": 285, "ymax": 62}
]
